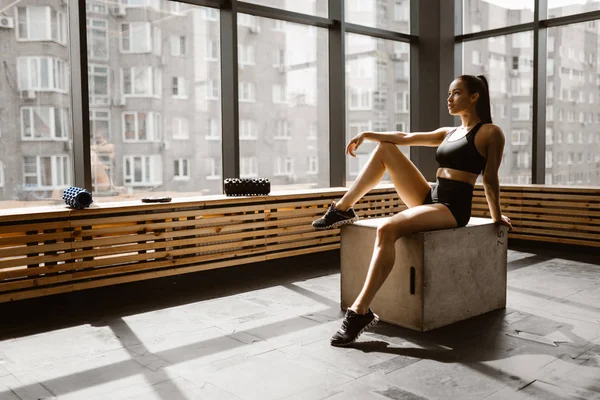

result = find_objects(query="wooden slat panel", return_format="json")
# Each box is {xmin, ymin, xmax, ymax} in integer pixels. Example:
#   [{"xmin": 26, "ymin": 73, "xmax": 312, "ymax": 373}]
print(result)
[{"xmin": 0, "ymin": 185, "xmax": 598, "ymax": 303}]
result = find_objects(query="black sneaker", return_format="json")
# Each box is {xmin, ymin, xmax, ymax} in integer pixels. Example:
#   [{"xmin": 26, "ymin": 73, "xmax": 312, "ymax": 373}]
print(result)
[
  {"xmin": 312, "ymin": 202, "xmax": 359, "ymax": 230},
  {"xmin": 330, "ymin": 308, "xmax": 379, "ymax": 347}
]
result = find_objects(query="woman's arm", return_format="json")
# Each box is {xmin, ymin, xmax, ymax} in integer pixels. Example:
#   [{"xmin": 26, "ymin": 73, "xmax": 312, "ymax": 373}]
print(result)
[
  {"xmin": 364, "ymin": 128, "xmax": 451, "ymax": 146},
  {"xmin": 346, "ymin": 127, "xmax": 452, "ymax": 156},
  {"xmin": 482, "ymin": 125, "xmax": 512, "ymax": 229}
]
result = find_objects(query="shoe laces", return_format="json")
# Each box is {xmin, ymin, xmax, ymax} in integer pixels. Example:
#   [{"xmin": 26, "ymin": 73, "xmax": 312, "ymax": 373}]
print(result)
[
  {"xmin": 341, "ymin": 311, "xmax": 359, "ymax": 330},
  {"xmin": 323, "ymin": 202, "xmax": 336, "ymax": 217}
]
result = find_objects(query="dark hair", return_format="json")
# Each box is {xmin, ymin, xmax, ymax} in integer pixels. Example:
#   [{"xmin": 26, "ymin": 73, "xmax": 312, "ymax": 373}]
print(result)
[{"xmin": 457, "ymin": 74, "xmax": 492, "ymax": 124}]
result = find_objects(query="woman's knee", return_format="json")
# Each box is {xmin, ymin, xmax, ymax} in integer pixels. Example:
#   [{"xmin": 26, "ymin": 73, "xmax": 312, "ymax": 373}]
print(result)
[
  {"xmin": 374, "ymin": 141, "xmax": 397, "ymax": 155},
  {"xmin": 376, "ymin": 221, "xmax": 403, "ymax": 244}
]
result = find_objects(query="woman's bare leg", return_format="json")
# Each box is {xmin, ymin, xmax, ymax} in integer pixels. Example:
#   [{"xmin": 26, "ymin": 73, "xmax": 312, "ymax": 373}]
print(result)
[
  {"xmin": 350, "ymin": 203, "xmax": 458, "ymax": 314},
  {"xmin": 335, "ymin": 142, "xmax": 432, "ymax": 211}
]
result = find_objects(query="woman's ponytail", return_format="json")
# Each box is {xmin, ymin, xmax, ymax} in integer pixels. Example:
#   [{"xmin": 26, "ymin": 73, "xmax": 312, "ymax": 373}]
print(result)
[
  {"xmin": 457, "ymin": 74, "xmax": 493, "ymax": 124},
  {"xmin": 476, "ymin": 75, "xmax": 492, "ymax": 124}
]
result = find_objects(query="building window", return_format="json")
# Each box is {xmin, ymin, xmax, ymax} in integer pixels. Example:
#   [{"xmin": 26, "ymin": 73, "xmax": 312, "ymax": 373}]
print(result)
[
  {"xmin": 123, "ymin": 112, "xmax": 161, "ymax": 141},
  {"xmin": 23, "ymin": 155, "xmax": 70, "ymax": 189},
  {"xmin": 122, "ymin": 67, "xmax": 161, "ymax": 97},
  {"xmin": 87, "ymin": 19, "xmax": 108, "ymax": 60},
  {"xmin": 272, "ymin": 84, "xmax": 287, "ymax": 104},
  {"xmin": 123, "ymin": 155, "xmax": 162, "ymax": 186},
  {"xmin": 395, "ymin": 91, "xmax": 409, "ymax": 112},
  {"xmin": 16, "ymin": 6, "xmax": 67, "ymax": 44},
  {"xmin": 206, "ymin": 40, "xmax": 218, "ymax": 61},
  {"xmin": 172, "ymin": 76, "xmax": 187, "ymax": 98},
  {"xmin": 21, "ymin": 107, "xmax": 69, "ymax": 140},
  {"xmin": 120, "ymin": 22, "xmax": 160, "ymax": 54},
  {"xmin": 203, "ymin": 7, "xmax": 218, "ymax": 20},
  {"xmin": 90, "ymin": 109, "xmax": 110, "ymax": 141},
  {"xmin": 349, "ymin": 154, "xmax": 370, "ymax": 176},
  {"xmin": 240, "ymin": 119, "xmax": 257, "ymax": 140},
  {"xmin": 516, "ymin": 152, "xmax": 530, "ymax": 168},
  {"xmin": 171, "ymin": 35, "xmax": 186, "ymax": 56},
  {"xmin": 274, "ymin": 157, "xmax": 293, "ymax": 176},
  {"xmin": 546, "ymin": 128, "xmax": 553, "ymax": 145},
  {"xmin": 511, "ymin": 130, "xmax": 530, "ymax": 145},
  {"xmin": 169, "ymin": 1, "xmax": 186, "ymax": 14},
  {"xmin": 511, "ymin": 103, "xmax": 531, "ymax": 121},
  {"xmin": 0, "ymin": 161, "xmax": 3, "ymax": 188},
  {"xmin": 394, "ymin": 0, "xmax": 408, "ymax": 21},
  {"xmin": 206, "ymin": 80, "xmax": 220, "ymax": 100},
  {"xmin": 88, "ymin": 65, "xmax": 109, "ymax": 106},
  {"xmin": 238, "ymin": 44, "xmax": 255, "ymax": 65},
  {"xmin": 307, "ymin": 156, "xmax": 318, "ymax": 175},
  {"xmin": 239, "ymin": 82, "xmax": 256, "ymax": 102},
  {"xmin": 240, "ymin": 157, "xmax": 258, "ymax": 178},
  {"xmin": 205, "ymin": 158, "xmax": 221, "ymax": 179},
  {"xmin": 273, "ymin": 49, "xmax": 285, "ymax": 67},
  {"xmin": 174, "ymin": 158, "xmax": 190, "ymax": 180},
  {"xmin": 274, "ymin": 120, "xmax": 291, "ymax": 139},
  {"xmin": 308, "ymin": 122, "xmax": 318, "ymax": 140},
  {"xmin": 87, "ymin": 1, "xmax": 108, "ymax": 14},
  {"xmin": 238, "ymin": 13, "xmax": 258, "ymax": 28},
  {"xmin": 348, "ymin": 88, "xmax": 372, "ymax": 110},
  {"xmin": 17, "ymin": 57, "xmax": 68, "ymax": 92},
  {"xmin": 545, "ymin": 151, "xmax": 553, "ymax": 168},
  {"xmin": 349, "ymin": 122, "xmax": 371, "ymax": 138},
  {"xmin": 206, "ymin": 118, "xmax": 220, "ymax": 140},
  {"xmin": 172, "ymin": 117, "xmax": 189, "ymax": 140}
]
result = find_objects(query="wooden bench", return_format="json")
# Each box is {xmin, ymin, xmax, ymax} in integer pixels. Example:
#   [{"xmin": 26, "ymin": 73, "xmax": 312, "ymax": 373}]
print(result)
[{"xmin": 340, "ymin": 217, "xmax": 509, "ymax": 331}]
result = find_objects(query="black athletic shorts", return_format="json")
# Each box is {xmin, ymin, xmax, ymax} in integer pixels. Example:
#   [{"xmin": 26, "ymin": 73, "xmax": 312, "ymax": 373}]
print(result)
[{"xmin": 422, "ymin": 177, "xmax": 474, "ymax": 227}]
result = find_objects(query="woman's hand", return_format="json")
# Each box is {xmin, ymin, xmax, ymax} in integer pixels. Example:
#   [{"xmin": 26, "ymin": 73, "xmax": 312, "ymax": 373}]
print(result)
[
  {"xmin": 496, "ymin": 215, "xmax": 513, "ymax": 231},
  {"xmin": 346, "ymin": 132, "xmax": 367, "ymax": 157}
]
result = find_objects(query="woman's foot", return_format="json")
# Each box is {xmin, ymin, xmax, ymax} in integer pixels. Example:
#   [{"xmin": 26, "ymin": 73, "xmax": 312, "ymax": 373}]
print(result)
[
  {"xmin": 312, "ymin": 202, "xmax": 359, "ymax": 230},
  {"xmin": 330, "ymin": 308, "xmax": 379, "ymax": 347}
]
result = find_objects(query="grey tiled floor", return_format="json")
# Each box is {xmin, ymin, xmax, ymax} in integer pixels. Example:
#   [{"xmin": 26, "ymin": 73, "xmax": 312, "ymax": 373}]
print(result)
[{"xmin": 0, "ymin": 246, "xmax": 599, "ymax": 400}]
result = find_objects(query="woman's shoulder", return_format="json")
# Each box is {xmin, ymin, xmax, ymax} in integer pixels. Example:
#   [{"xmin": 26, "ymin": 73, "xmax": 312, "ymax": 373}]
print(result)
[
  {"xmin": 480, "ymin": 123, "xmax": 504, "ymax": 136},
  {"xmin": 479, "ymin": 123, "xmax": 505, "ymax": 145}
]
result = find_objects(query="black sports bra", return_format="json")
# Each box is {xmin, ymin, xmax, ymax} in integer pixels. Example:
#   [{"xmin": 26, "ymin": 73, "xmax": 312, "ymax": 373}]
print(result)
[{"xmin": 435, "ymin": 122, "xmax": 487, "ymax": 174}]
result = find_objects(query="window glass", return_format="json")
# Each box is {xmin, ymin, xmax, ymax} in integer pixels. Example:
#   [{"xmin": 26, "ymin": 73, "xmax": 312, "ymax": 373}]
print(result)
[
  {"xmin": 88, "ymin": 2, "xmax": 223, "ymax": 198},
  {"xmin": 345, "ymin": 0, "xmax": 410, "ymax": 34},
  {"xmin": 546, "ymin": 22, "xmax": 600, "ymax": 186},
  {"xmin": 2, "ymin": 2, "xmax": 73, "ymax": 207},
  {"xmin": 237, "ymin": 15, "xmax": 329, "ymax": 190},
  {"xmin": 547, "ymin": 0, "xmax": 600, "ymax": 18},
  {"xmin": 462, "ymin": 1, "xmax": 534, "ymax": 34},
  {"xmin": 346, "ymin": 34, "xmax": 410, "ymax": 185},
  {"xmin": 242, "ymin": 0, "xmax": 327, "ymax": 18},
  {"xmin": 463, "ymin": 32, "xmax": 534, "ymax": 185}
]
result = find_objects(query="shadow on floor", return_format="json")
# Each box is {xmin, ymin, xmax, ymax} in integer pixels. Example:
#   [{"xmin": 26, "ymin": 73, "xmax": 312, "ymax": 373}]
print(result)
[{"xmin": 0, "ymin": 251, "xmax": 340, "ymax": 341}]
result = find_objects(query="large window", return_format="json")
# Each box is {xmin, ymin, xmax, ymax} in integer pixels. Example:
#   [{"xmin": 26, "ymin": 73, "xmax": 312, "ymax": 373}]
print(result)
[
  {"xmin": 346, "ymin": 34, "xmax": 410, "ymax": 184},
  {"xmin": 460, "ymin": 1, "xmax": 599, "ymax": 186},
  {"xmin": 546, "ymin": 22, "xmax": 600, "ymax": 186},
  {"xmin": 463, "ymin": 33, "xmax": 534, "ymax": 185},
  {"xmin": 237, "ymin": 15, "xmax": 329, "ymax": 190}
]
